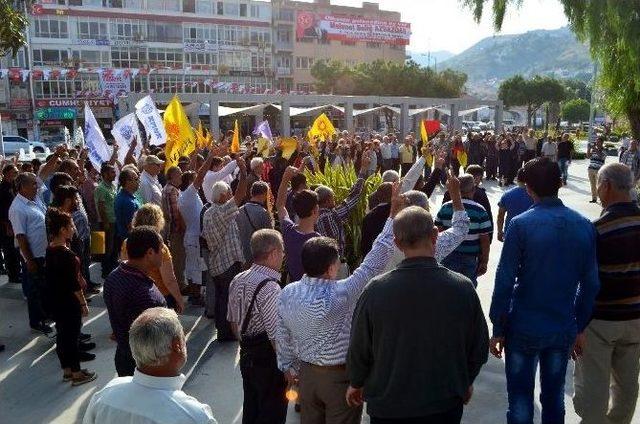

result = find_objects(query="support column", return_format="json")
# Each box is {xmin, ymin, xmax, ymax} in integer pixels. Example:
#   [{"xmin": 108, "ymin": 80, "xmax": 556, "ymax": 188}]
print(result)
[
  {"xmin": 400, "ymin": 102, "xmax": 409, "ymax": 139},
  {"xmin": 494, "ymin": 102, "xmax": 503, "ymax": 133},
  {"xmin": 209, "ymin": 96, "xmax": 219, "ymax": 139},
  {"xmin": 281, "ymin": 101, "xmax": 290, "ymax": 137},
  {"xmin": 344, "ymin": 102, "xmax": 353, "ymax": 133},
  {"xmin": 366, "ymin": 102, "xmax": 374, "ymax": 130},
  {"xmin": 450, "ymin": 103, "xmax": 461, "ymax": 132}
]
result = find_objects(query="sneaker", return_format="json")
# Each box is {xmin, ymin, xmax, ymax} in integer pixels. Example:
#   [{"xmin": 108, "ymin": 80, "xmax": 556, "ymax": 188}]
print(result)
[
  {"xmin": 79, "ymin": 332, "xmax": 92, "ymax": 342},
  {"xmin": 79, "ymin": 351, "xmax": 96, "ymax": 362},
  {"xmin": 71, "ymin": 370, "xmax": 97, "ymax": 386},
  {"xmin": 79, "ymin": 341, "xmax": 96, "ymax": 351},
  {"xmin": 31, "ymin": 323, "xmax": 54, "ymax": 335},
  {"xmin": 85, "ymin": 286, "xmax": 101, "ymax": 296}
]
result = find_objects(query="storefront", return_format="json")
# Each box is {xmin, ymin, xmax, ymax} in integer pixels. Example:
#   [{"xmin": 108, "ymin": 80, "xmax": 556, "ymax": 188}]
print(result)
[{"xmin": 35, "ymin": 98, "xmax": 114, "ymax": 141}]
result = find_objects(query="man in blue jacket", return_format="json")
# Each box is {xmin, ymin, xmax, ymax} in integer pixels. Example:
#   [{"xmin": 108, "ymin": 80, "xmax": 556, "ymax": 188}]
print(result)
[{"xmin": 489, "ymin": 157, "xmax": 600, "ymax": 424}]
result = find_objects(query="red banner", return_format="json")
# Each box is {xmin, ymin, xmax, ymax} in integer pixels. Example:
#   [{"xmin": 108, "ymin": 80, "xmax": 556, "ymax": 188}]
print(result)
[{"xmin": 296, "ymin": 12, "xmax": 410, "ymax": 45}]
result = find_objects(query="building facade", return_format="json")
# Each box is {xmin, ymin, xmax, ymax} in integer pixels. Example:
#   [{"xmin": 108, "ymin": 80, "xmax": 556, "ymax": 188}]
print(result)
[{"xmin": 0, "ymin": 0, "xmax": 408, "ymax": 140}]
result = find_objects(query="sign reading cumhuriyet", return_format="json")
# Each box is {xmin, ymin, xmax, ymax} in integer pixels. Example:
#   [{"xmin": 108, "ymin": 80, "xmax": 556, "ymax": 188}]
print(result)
[{"xmin": 295, "ymin": 12, "xmax": 410, "ymax": 45}]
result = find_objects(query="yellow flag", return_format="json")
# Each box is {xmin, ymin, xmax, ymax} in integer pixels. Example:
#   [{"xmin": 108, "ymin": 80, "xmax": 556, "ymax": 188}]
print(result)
[
  {"xmin": 230, "ymin": 119, "xmax": 240, "ymax": 153},
  {"xmin": 420, "ymin": 120, "xmax": 433, "ymax": 167},
  {"xmin": 279, "ymin": 137, "xmax": 298, "ymax": 159},
  {"xmin": 457, "ymin": 150, "xmax": 468, "ymax": 168},
  {"xmin": 308, "ymin": 113, "xmax": 336, "ymax": 142},
  {"xmin": 256, "ymin": 137, "xmax": 270, "ymax": 157},
  {"xmin": 164, "ymin": 96, "xmax": 195, "ymax": 171}
]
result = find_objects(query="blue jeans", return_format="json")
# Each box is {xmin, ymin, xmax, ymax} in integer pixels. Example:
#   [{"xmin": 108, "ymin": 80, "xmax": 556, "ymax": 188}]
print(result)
[
  {"xmin": 505, "ymin": 331, "xmax": 574, "ymax": 424},
  {"xmin": 558, "ymin": 159, "xmax": 570, "ymax": 183},
  {"xmin": 441, "ymin": 251, "xmax": 478, "ymax": 287}
]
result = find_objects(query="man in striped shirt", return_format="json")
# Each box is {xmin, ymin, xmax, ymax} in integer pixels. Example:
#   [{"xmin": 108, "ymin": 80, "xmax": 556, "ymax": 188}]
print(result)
[
  {"xmin": 227, "ymin": 229, "xmax": 288, "ymax": 424},
  {"xmin": 276, "ymin": 182, "xmax": 402, "ymax": 424},
  {"xmin": 574, "ymin": 163, "xmax": 640, "ymax": 423},
  {"xmin": 436, "ymin": 174, "xmax": 492, "ymax": 287}
]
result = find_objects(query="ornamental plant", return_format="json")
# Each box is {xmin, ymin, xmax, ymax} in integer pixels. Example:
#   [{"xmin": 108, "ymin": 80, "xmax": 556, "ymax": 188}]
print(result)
[{"xmin": 304, "ymin": 162, "xmax": 381, "ymax": 269}]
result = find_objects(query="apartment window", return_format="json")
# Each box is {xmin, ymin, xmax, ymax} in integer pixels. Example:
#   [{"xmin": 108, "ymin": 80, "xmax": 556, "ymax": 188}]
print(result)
[
  {"xmin": 276, "ymin": 56, "xmax": 290, "ymax": 68},
  {"xmin": 219, "ymin": 50, "xmax": 250, "ymax": 71},
  {"xmin": 186, "ymin": 52, "xmax": 217, "ymax": 68},
  {"xmin": 146, "ymin": 0, "xmax": 179, "ymax": 11},
  {"xmin": 223, "ymin": 2, "xmax": 238, "ymax": 16},
  {"xmin": 184, "ymin": 24, "xmax": 217, "ymax": 43},
  {"xmin": 147, "ymin": 22, "xmax": 182, "ymax": 43},
  {"xmin": 250, "ymin": 4, "xmax": 259, "ymax": 18},
  {"xmin": 33, "ymin": 49, "xmax": 69, "ymax": 66},
  {"xmin": 219, "ymin": 26, "xmax": 237, "ymax": 45},
  {"xmin": 277, "ymin": 29, "xmax": 290, "ymax": 43},
  {"xmin": 77, "ymin": 20, "xmax": 109, "ymax": 40},
  {"xmin": 2, "ymin": 50, "xmax": 26, "ymax": 68},
  {"xmin": 295, "ymin": 56, "xmax": 314, "ymax": 70},
  {"xmin": 124, "ymin": 0, "xmax": 144, "ymax": 9},
  {"xmin": 110, "ymin": 19, "xmax": 146, "ymax": 41},
  {"xmin": 216, "ymin": 1, "xmax": 223, "ymax": 14},
  {"xmin": 148, "ymin": 48, "xmax": 184, "ymax": 67},
  {"xmin": 183, "ymin": 0, "xmax": 195, "ymax": 13},
  {"xmin": 195, "ymin": 0, "xmax": 212, "ymax": 14},
  {"xmin": 35, "ymin": 80, "xmax": 76, "ymax": 98},
  {"xmin": 239, "ymin": 3, "xmax": 247, "ymax": 17},
  {"xmin": 33, "ymin": 18, "xmax": 69, "ymax": 38},
  {"xmin": 278, "ymin": 9, "xmax": 294, "ymax": 21},
  {"xmin": 366, "ymin": 42, "xmax": 381, "ymax": 49},
  {"xmin": 82, "ymin": 0, "xmax": 103, "ymax": 6},
  {"xmin": 110, "ymin": 47, "xmax": 146, "ymax": 68},
  {"xmin": 71, "ymin": 50, "xmax": 110, "ymax": 67}
]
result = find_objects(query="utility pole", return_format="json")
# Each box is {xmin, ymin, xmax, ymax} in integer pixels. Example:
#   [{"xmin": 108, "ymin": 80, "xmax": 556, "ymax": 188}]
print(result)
[
  {"xmin": 587, "ymin": 61, "xmax": 598, "ymax": 145},
  {"xmin": 24, "ymin": 2, "xmax": 39, "ymax": 141}
]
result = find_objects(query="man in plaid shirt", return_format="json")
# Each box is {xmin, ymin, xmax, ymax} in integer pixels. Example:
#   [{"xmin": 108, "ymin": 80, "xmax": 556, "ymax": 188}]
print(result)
[
  {"xmin": 202, "ymin": 157, "xmax": 248, "ymax": 341},
  {"xmin": 315, "ymin": 153, "xmax": 371, "ymax": 259}
]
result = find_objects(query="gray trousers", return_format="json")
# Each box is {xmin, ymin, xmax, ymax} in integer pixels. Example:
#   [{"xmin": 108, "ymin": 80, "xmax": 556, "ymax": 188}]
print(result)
[{"xmin": 574, "ymin": 318, "xmax": 640, "ymax": 424}]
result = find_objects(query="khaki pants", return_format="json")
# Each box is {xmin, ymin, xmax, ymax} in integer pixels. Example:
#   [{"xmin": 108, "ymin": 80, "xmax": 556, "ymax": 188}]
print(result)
[
  {"xmin": 588, "ymin": 168, "xmax": 599, "ymax": 201},
  {"xmin": 168, "ymin": 231, "xmax": 186, "ymax": 288},
  {"xmin": 574, "ymin": 319, "xmax": 640, "ymax": 424},
  {"xmin": 299, "ymin": 363, "xmax": 362, "ymax": 424}
]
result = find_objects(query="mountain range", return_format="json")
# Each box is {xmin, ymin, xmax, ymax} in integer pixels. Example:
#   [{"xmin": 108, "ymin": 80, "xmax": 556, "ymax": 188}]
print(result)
[{"xmin": 411, "ymin": 27, "xmax": 594, "ymax": 98}]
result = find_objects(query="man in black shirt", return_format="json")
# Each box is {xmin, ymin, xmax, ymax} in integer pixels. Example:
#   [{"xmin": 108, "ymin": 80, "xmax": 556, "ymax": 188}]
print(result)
[
  {"xmin": 557, "ymin": 133, "xmax": 573, "ymax": 185},
  {"xmin": 0, "ymin": 164, "xmax": 19, "ymax": 283},
  {"xmin": 347, "ymin": 206, "xmax": 489, "ymax": 423}
]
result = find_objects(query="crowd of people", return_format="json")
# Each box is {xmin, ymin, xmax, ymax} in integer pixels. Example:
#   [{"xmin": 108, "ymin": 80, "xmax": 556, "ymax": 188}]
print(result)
[{"xmin": 0, "ymin": 124, "xmax": 639, "ymax": 424}]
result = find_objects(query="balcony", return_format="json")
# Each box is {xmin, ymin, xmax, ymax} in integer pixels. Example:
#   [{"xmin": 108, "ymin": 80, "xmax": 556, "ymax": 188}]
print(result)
[
  {"xmin": 275, "ymin": 41, "xmax": 293, "ymax": 52},
  {"xmin": 276, "ymin": 67, "xmax": 292, "ymax": 77},
  {"xmin": 274, "ymin": 10, "xmax": 295, "ymax": 24}
]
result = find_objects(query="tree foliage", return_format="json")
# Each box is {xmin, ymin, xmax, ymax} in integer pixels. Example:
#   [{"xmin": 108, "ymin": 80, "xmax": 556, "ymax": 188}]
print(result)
[
  {"xmin": 498, "ymin": 74, "xmax": 567, "ymax": 126},
  {"xmin": 463, "ymin": 0, "xmax": 640, "ymax": 138},
  {"xmin": 310, "ymin": 60, "xmax": 468, "ymax": 98},
  {"xmin": 0, "ymin": 0, "xmax": 28, "ymax": 56},
  {"xmin": 561, "ymin": 98, "xmax": 590, "ymax": 123}
]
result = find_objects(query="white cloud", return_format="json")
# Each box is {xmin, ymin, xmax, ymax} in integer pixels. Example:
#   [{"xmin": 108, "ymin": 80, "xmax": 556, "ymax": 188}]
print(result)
[{"xmin": 319, "ymin": 0, "xmax": 569, "ymax": 54}]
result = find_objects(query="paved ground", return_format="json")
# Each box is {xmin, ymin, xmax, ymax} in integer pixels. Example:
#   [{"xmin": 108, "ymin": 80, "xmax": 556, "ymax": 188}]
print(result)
[{"xmin": 0, "ymin": 157, "xmax": 634, "ymax": 424}]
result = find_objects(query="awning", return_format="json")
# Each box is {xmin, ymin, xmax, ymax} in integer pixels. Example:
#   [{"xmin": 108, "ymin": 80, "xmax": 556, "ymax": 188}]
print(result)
[
  {"xmin": 353, "ymin": 105, "xmax": 400, "ymax": 117},
  {"xmin": 198, "ymin": 103, "xmax": 276, "ymax": 116},
  {"xmin": 288, "ymin": 104, "xmax": 344, "ymax": 117},
  {"xmin": 458, "ymin": 106, "xmax": 490, "ymax": 117},
  {"xmin": 435, "ymin": 107, "xmax": 452, "ymax": 117},
  {"xmin": 409, "ymin": 106, "xmax": 442, "ymax": 116}
]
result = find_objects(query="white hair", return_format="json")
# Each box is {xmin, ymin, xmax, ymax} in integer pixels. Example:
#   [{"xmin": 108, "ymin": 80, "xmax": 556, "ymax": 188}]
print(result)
[
  {"xmin": 598, "ymin": 162, "xmax": 634, "ymax": 192},
  {"xmin": 211, "ymin": 181, "xmax": 231, "ymax": 203},
  {"xmin": 382, "ymin": 170, "xmax": 400, "ymax": 183},
  {"xmin": 404, "ymin": 190, "xmax": 430, "ymax": 211},
  {"xmin": 129, "ymin": 307, "xmax": 184, "ymax": 368},
  {"xmin": 315, "ymin": 185, "xmax": 334, "ymax": 205},
  {"xmin": 250, "ymin": 157, "xmax": 264, "ymax": 171}
]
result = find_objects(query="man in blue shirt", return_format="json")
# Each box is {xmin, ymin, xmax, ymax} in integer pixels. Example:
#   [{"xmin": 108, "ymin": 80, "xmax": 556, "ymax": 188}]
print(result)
[
  {"xmin": 496, "ymin": 168, "xmax": 534, "ymax": 242},
  {"xmin": 114, "ymin": 168, "xmax": 141, "ymax": 249},
  {"xmin": 489, "ymin": 157, "xmax": 599, "ymax": 424}
]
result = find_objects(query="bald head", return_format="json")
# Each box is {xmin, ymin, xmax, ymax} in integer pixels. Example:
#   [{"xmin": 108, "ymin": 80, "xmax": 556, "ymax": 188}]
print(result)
[{"xmin": 393, "ymin": 206, "xmax": 437, "ymax": 252}]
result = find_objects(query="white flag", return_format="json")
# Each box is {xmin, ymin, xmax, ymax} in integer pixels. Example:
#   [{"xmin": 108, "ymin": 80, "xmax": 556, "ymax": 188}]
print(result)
[
  {"xmin": 111, "ymin": 113, "xmax": 142, "ymax": 164},
  {"xmin": 135, "ymin": 95, "xmax": 167, "ymax": 146},
  {"xmin": 84, "ymin": 105, "xmax": 112, "ymax": 170}
]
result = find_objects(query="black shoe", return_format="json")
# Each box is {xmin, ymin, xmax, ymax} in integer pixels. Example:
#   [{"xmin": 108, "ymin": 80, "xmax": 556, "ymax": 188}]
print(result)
[
  {"xmin": 0, "ymin": 344, "xmax": 5, "ymax": 352},
  {"xmin": 79, "ymin": 332, "xmax": 92, "ymax": 342},
  {"xmin": 79, "ymin": 341, "xmax": 96, "ymax": 351},
  {"xmin": 79, "ymin": 351, "xmax": 96, "ymax": 362},
  {"xmin": 31, "ymin": 323, "xmax": 54, "ymax": 335}
]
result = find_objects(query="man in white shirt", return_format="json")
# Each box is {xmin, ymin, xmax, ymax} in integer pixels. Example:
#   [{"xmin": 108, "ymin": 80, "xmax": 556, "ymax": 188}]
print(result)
[
  {"xmin": 138, "ymin": 155, "xmax": 164, "ymax": 205},
  {"xmin": 83, "ymin": 307, "xmax": 217, "ymax": 424},
  {"xmin": 202, "ymin": 157, "xmax": 238, "ymax": 203},
  {"xmin": 541, "ymin": 138, "xmax": 558, "ymax": 162}
]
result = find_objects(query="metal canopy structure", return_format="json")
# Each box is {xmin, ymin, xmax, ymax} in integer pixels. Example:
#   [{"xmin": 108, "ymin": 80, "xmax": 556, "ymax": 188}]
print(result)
[{"xmin": 120, "ymin": 93, "xmax": 503, "ymax": 138}]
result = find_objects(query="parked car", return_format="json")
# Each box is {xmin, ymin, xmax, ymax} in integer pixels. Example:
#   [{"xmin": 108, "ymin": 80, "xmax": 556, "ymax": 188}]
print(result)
[{"xmin": 2, "ymin": 135, "xmax": 47, "ymax": 156}]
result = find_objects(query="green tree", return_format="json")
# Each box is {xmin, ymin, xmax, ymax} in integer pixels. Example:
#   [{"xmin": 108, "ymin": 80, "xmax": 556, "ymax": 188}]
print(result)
[
  {"xmin": 561, "ymin": 98, "xmax": 590, "ymax": 123},
  {"xmin": 462, "ymin": 1, "xmax": 640, "ymax": 138},
  {"xmin": 498, "ymin": 75, "xmax": 567, "ymax": 127},
  {"xmin": 0, "ymin": 0, "xmax": 28, "ymax": 55},
  {"xmin": 563, "ymin": 78, "xmax": 592, "ymax": 102}
]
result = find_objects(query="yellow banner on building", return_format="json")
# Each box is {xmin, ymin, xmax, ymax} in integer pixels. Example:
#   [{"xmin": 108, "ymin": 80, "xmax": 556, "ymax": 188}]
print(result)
[{"xmin": 164, "ymin": 96, "xmax": 195, "ymax": 170}]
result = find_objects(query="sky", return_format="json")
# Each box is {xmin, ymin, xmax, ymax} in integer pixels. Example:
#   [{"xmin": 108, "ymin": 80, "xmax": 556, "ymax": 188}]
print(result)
[{"xmin": 319, "ymin": 0, "xmax": 569, "ymax": 54}]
